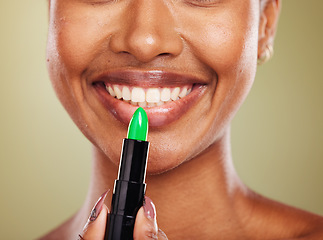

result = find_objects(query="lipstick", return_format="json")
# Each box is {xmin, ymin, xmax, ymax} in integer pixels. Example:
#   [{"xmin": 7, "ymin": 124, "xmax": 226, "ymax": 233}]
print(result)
[{"xmin": 105, "ymin": 107, "xmax": 149, "ymax": 240}]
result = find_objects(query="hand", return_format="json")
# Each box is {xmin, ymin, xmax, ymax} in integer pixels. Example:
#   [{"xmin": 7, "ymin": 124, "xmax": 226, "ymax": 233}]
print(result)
[{"xmin": 79, "ymin": 192, "xmax": 168, "ymax": 240}]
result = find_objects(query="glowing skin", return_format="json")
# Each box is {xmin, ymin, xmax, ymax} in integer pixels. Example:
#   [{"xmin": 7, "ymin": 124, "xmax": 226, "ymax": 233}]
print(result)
[
  {"xmin": 44, "ymin": 1, "xmax": 323, "ymax": 239},
  {"xmin": 47, "ymin": 0, "xmax": 259, "ymax": 174}
]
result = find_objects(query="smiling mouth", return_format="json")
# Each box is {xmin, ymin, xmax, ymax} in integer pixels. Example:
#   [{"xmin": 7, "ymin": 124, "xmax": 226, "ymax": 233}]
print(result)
[
  {"xmin": 91, "ymin": 70, "xmax": 208, "ymax": 126},
  {"xmin": 104, "ymin": 84, "xmax": 193, "ymax": 108}
]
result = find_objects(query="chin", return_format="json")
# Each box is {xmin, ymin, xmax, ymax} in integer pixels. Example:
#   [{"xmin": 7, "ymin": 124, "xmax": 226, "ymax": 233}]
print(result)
[
  {"xmin": 146, "ymin": 159, "xmax": 178, "ymax": 175},
  {"xmin": 144, "ymin": 146, "xmax": 186, "ymax": 175}
]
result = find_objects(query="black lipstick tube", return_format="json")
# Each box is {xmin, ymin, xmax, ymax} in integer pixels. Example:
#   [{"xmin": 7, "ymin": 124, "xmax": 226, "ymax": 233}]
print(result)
[{"xmin": 105, "ymin": 138, "xmax": 149, "ymax": 240}]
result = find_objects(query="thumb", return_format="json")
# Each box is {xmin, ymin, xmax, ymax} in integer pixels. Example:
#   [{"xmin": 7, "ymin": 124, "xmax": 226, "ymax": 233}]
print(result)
[
  {"xmin": 80, "ymin": 191, "xmax": 109, "ymax": 240},
  {"xmin": 133, "ymin": 196, "xmax": 159, "ymax": 240}
]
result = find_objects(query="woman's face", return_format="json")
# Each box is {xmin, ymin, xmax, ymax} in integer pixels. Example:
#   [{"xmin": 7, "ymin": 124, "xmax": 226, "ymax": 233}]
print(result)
[{"xmin": 47, "ymin": 0, "xmax": 260, "ymax": 173}]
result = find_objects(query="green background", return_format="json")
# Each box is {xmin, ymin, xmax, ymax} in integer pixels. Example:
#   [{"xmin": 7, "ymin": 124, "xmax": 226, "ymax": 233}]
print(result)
[{"xmin": 0, "ymin": 1, "xmax": 322, "ymax": 239}]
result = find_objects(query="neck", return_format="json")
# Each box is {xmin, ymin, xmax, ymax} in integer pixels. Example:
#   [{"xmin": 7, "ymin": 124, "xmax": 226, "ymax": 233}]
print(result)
[{"xmin": 81, "ymin": 128, "xmax": 252, "ymax": 239}]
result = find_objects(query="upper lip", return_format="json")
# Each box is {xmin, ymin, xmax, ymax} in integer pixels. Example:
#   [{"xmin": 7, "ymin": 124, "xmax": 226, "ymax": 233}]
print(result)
[{"xmin": 90, "ymin": 69, "xmax": 209, "ymax": 87}]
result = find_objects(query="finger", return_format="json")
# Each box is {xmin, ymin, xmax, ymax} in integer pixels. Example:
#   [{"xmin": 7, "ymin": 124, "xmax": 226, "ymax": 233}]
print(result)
[
  {"xmin": 81, "ymin": 191, "xmax": 109, "ymax": 240},
  {"xmin": 134, "ymin": 196, "xmax": 168, "ymax": 240},
  {"xmin": 134, "ymin": 207, "xmax": 158, "ymax": 240}
]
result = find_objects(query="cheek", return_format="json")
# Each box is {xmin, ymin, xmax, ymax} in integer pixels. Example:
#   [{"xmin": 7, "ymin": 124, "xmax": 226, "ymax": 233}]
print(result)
[
  {"xmin": 46, "ymin": 4, "xmax": 127, "ymax": 168},
  {"xmin": 49, "ymin": 21, "xmax": 100, "ymax": 77},
  {"xmin": 176, "ymin": 3, "xmax": 259, "ymax": 140},
  {"xmin": 182, "ymin": 8, "xmax": 259, "ymax": 76},
  {"xmin": 192, "ymin": 6, "xmax": 257, "ymax": 85},
  {"xmin": 47, "ymin": 3, "xmax": 119, "ymax": 79},
  {"xmin": 204, "ymin": 22, "xmax": 258, "ymax": 137},
  {"xmin": 46, "ymin": 4, "xmax": 109, "ymax": 126}
]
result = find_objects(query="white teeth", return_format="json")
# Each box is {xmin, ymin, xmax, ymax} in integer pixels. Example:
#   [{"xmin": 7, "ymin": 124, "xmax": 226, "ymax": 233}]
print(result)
[
  {"xmin": 138, "ymin": 101, "xmax": 147, "ymax": 107},
  {"xmin": 156, "ymin": 101, "xmax": 164, "ymax": 106},
  {"xmin": 106, "ymin": 85, "xmax": 116, "ymax": 97},
  {"xmin": 131, "ymin": 101, "xmax": 138, "ymax": 106},
  {"xmin": 160, "ymin": 88, "xmax": 171, "ymax": 102},
  {"xmin": 114, "ymin": 86, "xmax": 122, "ymax": 99},
  {"xmin": 146, "ymin": 88, "xmax": 160, "ymax": 103},
  {"xmin": 179, "ymin": 88, "xmax": 187, "ymax": 98},
  {"xmin": 122, "ymin": 86, "xmax": 131, "ymax": 101},
  {"xmin": 171, "ymin": 87, "xmax": 180, "ymax": 101},
  {"xmin": 105, "ymin": 84, "xmax": 193, "ymax": 108},
  {"xmin": 148, "ymin": 102, "xmax": 156, "ymax": 107},
  {"xmin": 131, "ymin": 87, "xmax": 145, "ymax": 102}
]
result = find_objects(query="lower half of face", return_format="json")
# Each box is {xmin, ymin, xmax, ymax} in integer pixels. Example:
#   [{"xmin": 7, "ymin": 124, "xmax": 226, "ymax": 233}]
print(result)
[{"xmin": 47, "ymin": 0, "xmax": 259, "ymax": 174}]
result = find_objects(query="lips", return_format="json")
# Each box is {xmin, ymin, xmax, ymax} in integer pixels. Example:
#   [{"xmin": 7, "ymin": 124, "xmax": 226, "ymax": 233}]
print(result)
[
  {"xmin": 105, "ymin": 84, "xmax": 192, "ymax": 108},
  {"xmin": 91, "ymin": 70, "xmax": 207, "ymax": 127}
]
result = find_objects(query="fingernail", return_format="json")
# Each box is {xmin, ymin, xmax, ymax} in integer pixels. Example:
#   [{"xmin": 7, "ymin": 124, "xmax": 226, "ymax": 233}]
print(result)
[
  {"xmin": 143, "ymin": 196, "xmax": 156, "ymax": 220},
  {"xmin": 89, "ymin": 190, "xmax": 109, "ymax": 222}
]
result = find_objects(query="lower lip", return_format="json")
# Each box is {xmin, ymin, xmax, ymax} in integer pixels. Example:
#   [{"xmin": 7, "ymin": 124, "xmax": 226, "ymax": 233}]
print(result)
[{"xmin": 92, "ymin": 83, "xmax": 206, "ymax": 127}]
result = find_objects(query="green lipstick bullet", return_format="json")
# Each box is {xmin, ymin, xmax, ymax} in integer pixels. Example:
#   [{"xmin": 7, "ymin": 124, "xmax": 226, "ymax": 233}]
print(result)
[
  {"xmin": 105, "ymin": 107, "xmax": 150, "ymax": 240},
  {"xmin": 127, "ymin": 107, "xmax": 148, "ymax": 141}
]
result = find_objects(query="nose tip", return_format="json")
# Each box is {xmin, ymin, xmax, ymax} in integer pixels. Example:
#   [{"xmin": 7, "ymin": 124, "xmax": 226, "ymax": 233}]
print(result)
[
  {"xmin": 110, "ymin": 31, "xmax": 182, "ymax": 63},
  {"xmin": 109, "ymin": 1, "xmax": 183, "ymax": 63},
  {"xmin": 128, "ymin": 34, "xmax": 163, "ymax": 62}
]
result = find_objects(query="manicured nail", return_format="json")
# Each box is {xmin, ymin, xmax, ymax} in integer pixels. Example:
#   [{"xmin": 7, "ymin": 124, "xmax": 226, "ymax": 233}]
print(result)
[
  {"xmin": 89, "ymin": 190, "xmax": 109, "ymax": 222},
  {"xmin": 143, "ymin": 196, "xmax": 156, "ymax": 220}
]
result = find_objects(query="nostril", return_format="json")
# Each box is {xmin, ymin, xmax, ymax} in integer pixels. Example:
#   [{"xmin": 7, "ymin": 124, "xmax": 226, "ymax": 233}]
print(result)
[
  {"xmin": 120, "ymin": 51, "xmax": 130, "ymax": 54},
  {"xmin": 158, "ymin": 53, "xmax": 171, "ymax": 57}
]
